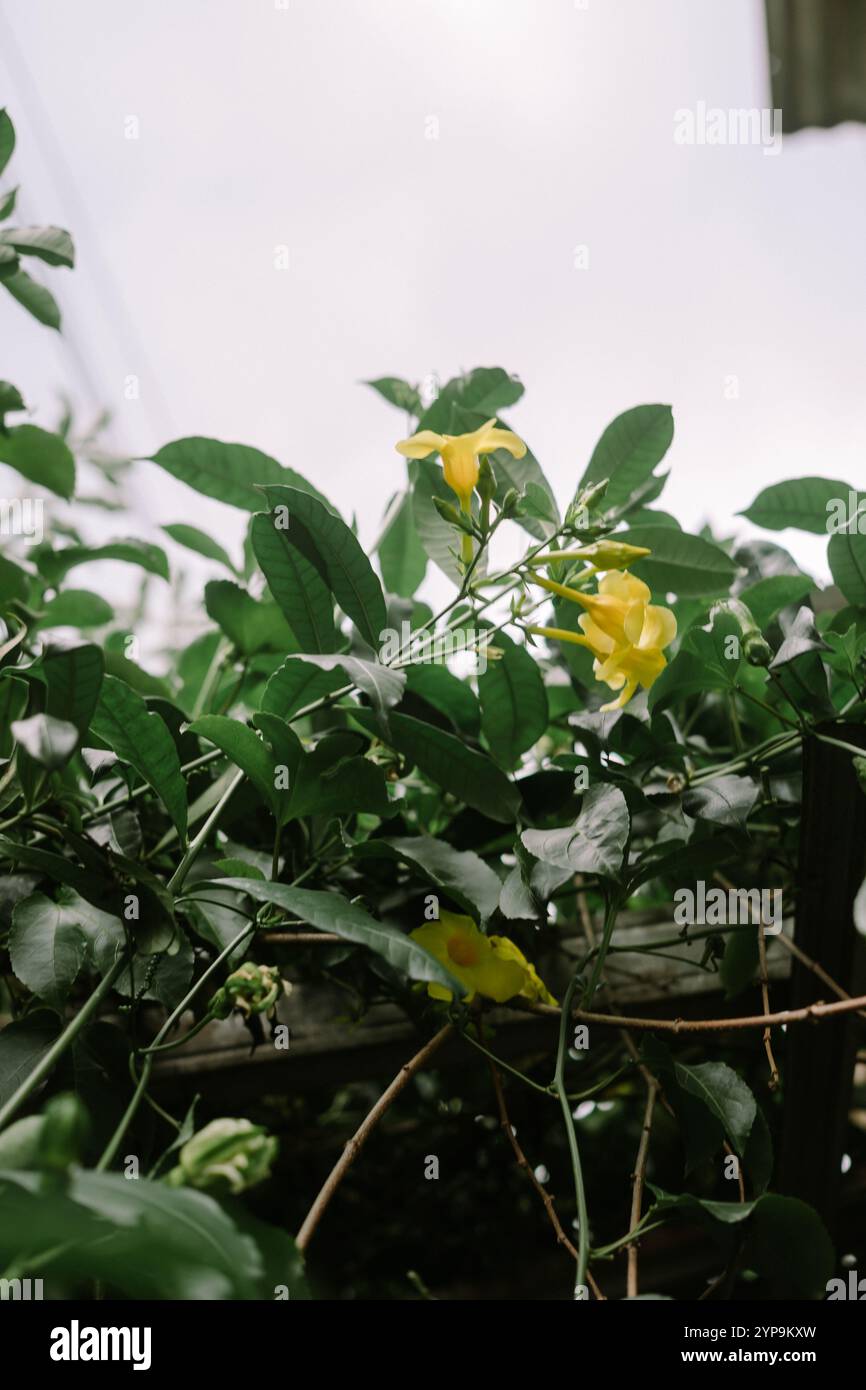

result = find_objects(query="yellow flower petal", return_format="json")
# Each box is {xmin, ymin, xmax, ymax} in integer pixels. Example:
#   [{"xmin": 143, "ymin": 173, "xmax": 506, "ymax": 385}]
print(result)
[{"xmin": 396, "ymin": 429, "xmax": 448, "ymax": 460}]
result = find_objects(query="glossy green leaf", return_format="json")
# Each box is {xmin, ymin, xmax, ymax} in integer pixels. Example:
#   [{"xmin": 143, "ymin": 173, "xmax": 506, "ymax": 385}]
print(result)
[
  {"xmin": 148, "ymin": 436, "xmax": 334, "ymax": 514},
  {"xmin": 40, "ymin": 538, "xmax": 169, "ymax": 583},
  {"xmin": 259, "ymin": 485, "xmax": 387, "ymax": 647},
  {"xmin": 0, "ymin": 424, "xmax": 75, "ymax": 498},
  {"xmin": 0, "ymin": 225, "xmax": 74, "ymax": 267},
  {"xmin": 250, "ymin": 511, "xmax": 336, "ymax": 652},
  {"xmin": 11, "ymin": 713, "xmax": 79, "ymax": 770},
  {"xmin": 261, "ymin": 655, "xmax": 345, "ymax": 720},
  {"xmin": 0, "ymin": 109, "xmax": 14, "ymax": 177},
  {"xmin": 204, "ymin": 579, "xmax": 296, "ymax": 656},
  {"xmin": 9, "ymin": 893, "xmax": 90, "ymax": 1006},
  {"xmin": 1, "ymin": 268, "xmax": 61, "ymax": 328},
  {"xmin": 41, "ymin": 642, "xmax": 104, "ymax": 735},
  {"xmin": 740, "ymin": 476, "xmax": 852, "ymax": 533},
  {"xmin": 0, "ymin": 1012, "xmax": 60, "ymax": 1110},
  {"xmin": 366, "ymin": 376, "xmax": 422, "ymax": 414},
  {"xmin": 163, "ymin": 523, "xmax": 236, "ymax": 572},
  {"xmin": 353, "ymin": 834, "xmax": 502, "ymax": 925},
  {"xmin": 188, "ymin": 715, "xmax": 277, "ymax": 814},
  {"xmin": 35, "ymin": 589, "xmax": 114, "ymax": 630},
  {"xmin": 478, "ymin": 629, "xmax": 548, "ymax": 767},
  {"xmin": 578, "ymin": 404, "xmax": 673, "ymax": 510},
  {"xmin": 351, "ymin": 707, "xmax": 520, "ymax": 822},
  {"xmin": 378, "ymin": 491, "xmax": 427, "ymax": 596},
  {"xmin": 828, "ymin": 528, "xmax": 866, "ymax": 606},
  {"xmin": 521, "ymin": 784, "xmax": 629, "ymax": 879},
  {"xmin": 682, "ymin": 774, "xmax": 759, "ymax": 828},
  {"xmin": 90, "ymin": 676, "xmax": 187, "ymax": 838},
  {"xmin": 213, "ymin": 879, "xmax": 466, "ymax": 995},
  {"xmin": 619, "ymin": 525, "xmax": 740, "ymax": 597},
  {"xmin": 674, "ymin": 1059, "xmax": 756, "ymax": 1156}
]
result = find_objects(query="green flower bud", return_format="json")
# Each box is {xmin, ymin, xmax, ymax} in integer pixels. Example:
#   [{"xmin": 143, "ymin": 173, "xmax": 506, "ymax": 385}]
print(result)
[
  {"xmin": 476, "ymin": 457, "xmax": 496, "ymax": 503},
  {"xmin": 499, "ymin": 488, "xmax": 520, "ymax": 518},
  {"xmin": 209, "ymin": 961, "xmax": 286, "ymax": 1020},
  {"xmin": 0, "ymin": 1115, "xmax": 45, "ymax": 1170},
  {"xmin": 711, "ymin": 598, "xmax": 772, "ymax": 667},
  {"xmin": 39, "ymin": 1093, "xmax": 89, "ymax": 1171},
  {"xmin": 432, "ymin": 496, "xmax": 476, "ymax": 534},
  {"xmin": 165, "ymin": 1118, "xmax": 278, "ymax": 1196}
]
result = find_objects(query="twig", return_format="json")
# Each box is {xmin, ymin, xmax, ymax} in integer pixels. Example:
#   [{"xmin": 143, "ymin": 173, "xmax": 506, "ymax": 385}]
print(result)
[
  {"xmin": 510, "ymin": 991, "xmax": 866, "ymax": 1032},
  {"xmin": 626, "ymin": 1083, "xmax": 658, "ymax": 1298},
  {"xmin": 713, "ymin": 871, "xmax": 780, "ymax": 1089},
  {"xmin": 296, "ymin": 1023, "xmax": 453, "ymax": 1253},
  {"xmin": 486, "ymin": 1059, "xmax": 605, "ymax": 1299}
]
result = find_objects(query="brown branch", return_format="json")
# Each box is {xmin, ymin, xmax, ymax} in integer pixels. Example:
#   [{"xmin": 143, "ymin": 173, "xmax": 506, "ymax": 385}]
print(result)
[
  {"xmin": 775, "ymin": 932, "xmax": 866, "ymax": 1021},
  {"xmin": 510, "ymin": 990, "xmax": 866, "ymax": 1032},
  {"xmin": 296, "ymin": 1023, "xmax": 452, "ymax": 1252},
  {"xmin": 486, "ymin": 1058, "xmax": 605, "ymax": 1299},
  {"xmin": 626, "ymin": 1082, "xmax": 658, "ymax": 1298},
  {"xmin": 713, "ymin": 871, "xmax": 781, "ymax": 1088}
]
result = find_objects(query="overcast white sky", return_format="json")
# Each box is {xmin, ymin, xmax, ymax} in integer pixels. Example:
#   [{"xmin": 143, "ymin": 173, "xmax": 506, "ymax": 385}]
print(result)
[{"xmin": 3, "ymin": 0, "xmax": 865, "ymax": 600}]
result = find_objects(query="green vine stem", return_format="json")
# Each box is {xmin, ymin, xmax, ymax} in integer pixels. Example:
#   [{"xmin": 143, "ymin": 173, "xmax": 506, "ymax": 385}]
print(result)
[{"xmin": 0, "ymin": 953, "xmax": 129, "ymax": 1133}]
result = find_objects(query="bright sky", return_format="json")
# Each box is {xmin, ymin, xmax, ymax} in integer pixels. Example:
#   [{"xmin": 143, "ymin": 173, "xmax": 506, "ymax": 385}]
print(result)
[{"xmin": 4, "ymin": 0, "xmax": 865, "ymax": 617}]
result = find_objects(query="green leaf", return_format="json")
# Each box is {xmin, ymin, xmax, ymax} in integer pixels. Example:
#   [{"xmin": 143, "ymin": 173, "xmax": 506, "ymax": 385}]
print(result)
[
  {"xmin": 162, "ymin": 523, "xmax": 236, "ymax": 572},
  {"xmin": 378, "ymin": 491, "xmax": 427, "ymax": 596},
  {"xmin": 411, "ymin": 456, "xmax": 466, "ymax": 585},
  {"xmin": 351, "ymin": 708, "xmax": 520, "ymax": 822},
  {"xmin": 366, "ymin": 376, "xmax": 422, "ymax": 414},
  {"xmin": 0, "ymin": 225, "xmax": 74, "ymax": 267},
  {"xmin": 36, "ymin": 589, "xmax": 114, "ymax": 630},
  {"xmin": 478, "ymin": 629, "xmax": 548, "ymax": 767},
  {"xmin": 683, "ymin": 774, "xmax": 759, "ymax": 828},
  {"xmin": 1, "ymin": 268, "xmax": 61, "ymax": 328},
  {"xmin": 11, "ymin": 713, "xmax": 79, "ymax": 770},
  {"xmin": 673, "ymin": 1059, "xmax": 756, "ymax": 1155},
  {"xmin": 90, "ymin": 676, "xmax": 188, "ymax": 839},
  {"xmin": 578, "ymin": 405, "xmax": 674, "ymax": 510},
  {"xmin": 738, "ymin": 574, "xmax": 812, "ymax": 628},
  {"xmin": 253, "ymin": 714, "xmax": 390, "ymax": 824},
  {"xmin": 0, "ymin": 675, "xmax": 27, "ymax": 757},
  {"xmin": 828, "ymin": 528, "xmax": 866, "ymax": 606},
  {"xmin": 353, "ymin": 834, "xmax": 503, "ymax": 925},
  {"xmin": 212, "ymin": 879, "xmax": 466, "ymax": 996},
  {"xmin": 41, "ymin": 642, "xmax": 104, "ymax": 735},
  {"xmin": 39, "ymin": 538, "xmax": 169, "ymax": 583},
  {"xmin": 747, "ymin": 1194, "xmax": 834, "ymax": 1298},
  {"xmin": 740, "ymin": 476, "xmax": 852, "ymax": 533},
  {"xmin": 250, "ymin": 511, "xmax": 336, "ymax": 652},
  {"xmin": 0, "ymin": 1170, "xmax": 309, "ymax": 1300},
  {"xmin": 259, "ymin": 485, "xmax": 387, "ymax": 648},
  {"xmin": 0, "ymin": 109, "xmax": 15, "ymax": 177},
  {"xmin": 769, "ymin": 606, "xmax": 828, "ymax": 669},
  {"xmin": 269, "ymin": 653, "xmax": 404, "ymax": 729},
  {"xmin": 0, "ymin": 554, "xmax": 30, "ymax": 604},
  {"xmin": 261, "ymin": 655, "xmax": 345, "ymax": 720},
  {"xmin": 0, "ymin": 379, "xmax": 26, "ymax": 420},
  {"xmin": 147, "ymin": 436, "xmax": 334, "ymax": 514},
  {"xmin": 415, "ymin": 368, "xmax": 524, "ymax": 433},
  {"xmin": 204, "ymin": 579, "xmax": 296, "ymax": 656},
  {"xmin": 492, "ymin": 439, "xmax": 559, "ymax": 541},
  {"xmin": 188, "ymin": 715, "xmax": 277, "ymax": 815},
  {"xmin": 521, "ymin": 783, "xmax": 630, "ymax": 880},
  {"xmin": 0, "ymin": 424, "xmax": 75, "ymax": 498},
  {"xmin": 0, "ymin": 1012, "xmax": 60, "ymax": 1110},
  {"xmin": 720, "ymin": 923, "xmax": 759, "ymax": 998},
  {"xmin": 618, "ymin": 525, "xmax": 740, "ymax": 597},
  {"xmin": 9, "ymin": 893, "xmax": 90, "ymax": 1007},
  {"xmin": 405, "ymin": 663, "xmax": 481, "ymax": 735},
  {"xmin": 0, "ymin": 186, "xmax": 18, "ymax": 221}
]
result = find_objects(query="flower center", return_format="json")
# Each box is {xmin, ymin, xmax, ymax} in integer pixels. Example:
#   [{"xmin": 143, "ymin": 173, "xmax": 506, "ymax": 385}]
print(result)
[{"xmin": 446, "ymin": 934, "xmax": 479, "ymax": 968}]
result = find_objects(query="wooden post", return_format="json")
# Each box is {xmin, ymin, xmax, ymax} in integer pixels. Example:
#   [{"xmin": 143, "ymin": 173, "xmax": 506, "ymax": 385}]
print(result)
[{"xmin": 780, "ymin": 724, "xmax": 866, "ymax": 1232}]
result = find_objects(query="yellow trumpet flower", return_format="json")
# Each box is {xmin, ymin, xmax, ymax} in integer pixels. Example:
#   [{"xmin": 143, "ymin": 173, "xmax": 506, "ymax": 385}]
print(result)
[
  {"xmin": 528, "ymin": 568, "xmax": 676, "ymax": 712},
  {"xmin": 397, "ymin": 419, "xmax": 525, "ymax": 564},
  {"xmin": 396, "ymin": 419, "xmax": 526, "ymax": 508},
  {"xmin": 410, "ymin": 910, "xmax": 556, "ymax": 1005}
]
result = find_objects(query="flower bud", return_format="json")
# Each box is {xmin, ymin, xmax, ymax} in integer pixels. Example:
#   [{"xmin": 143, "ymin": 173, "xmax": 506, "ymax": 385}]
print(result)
[
  {"xmin": 433, "ymin": 496, "xmax": 476, "ymax": 533},
  {"xmin": 476, "ymin": 457, "xmax": 497, "ymax": 503},
  {"xmin": 209, "ymin": 961, "xmax": 286, "ymax": 1020},
  {"xmin": 165, "ymin": 1118, "xmax": 278, "ymax": 1195},
  {"xmin": 711, "ymin": 599, "xmax": 772, "ymax": 667}
]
